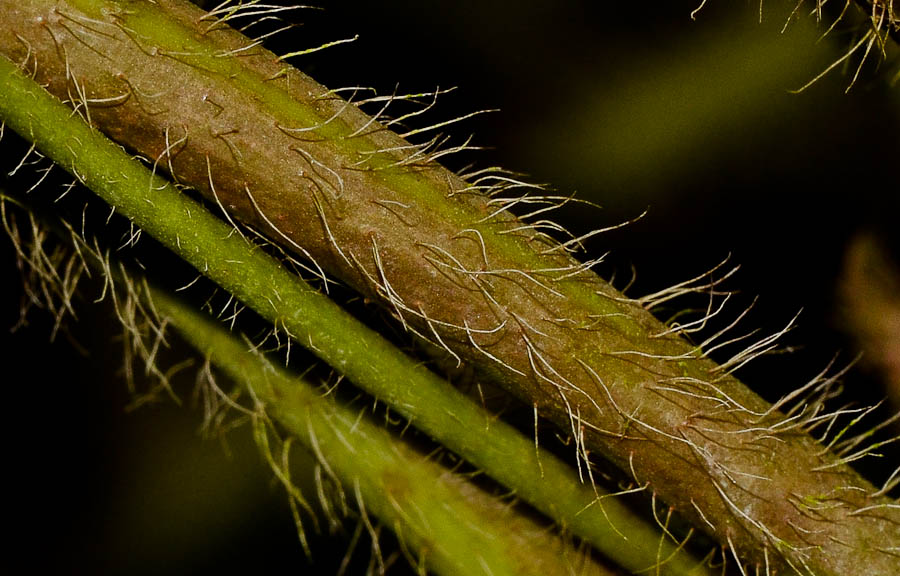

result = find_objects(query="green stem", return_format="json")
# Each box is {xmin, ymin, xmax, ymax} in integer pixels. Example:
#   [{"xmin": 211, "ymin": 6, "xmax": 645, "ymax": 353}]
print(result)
[
  {"xmin": 150, "ymin": 274, "xmax": 613, "ymax": 576},
  {"xmin": 0, "ymin": 52, "xmax": 709, "ymax": 576},
  {"xmin": 0, "ymin": 185, "xmax": 618, "ymax": 576}
]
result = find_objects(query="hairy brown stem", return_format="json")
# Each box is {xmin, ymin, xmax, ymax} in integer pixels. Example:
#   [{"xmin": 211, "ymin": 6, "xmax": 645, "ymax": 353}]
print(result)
[{"xmin": 1, "ymin": 1, "xmax": 897, "ymax": 574}]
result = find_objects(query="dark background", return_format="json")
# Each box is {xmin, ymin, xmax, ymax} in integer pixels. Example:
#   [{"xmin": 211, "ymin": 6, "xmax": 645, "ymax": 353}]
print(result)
[{"xmin": 2, "ymin": 1, "xmax": 898, "ymax": 573}]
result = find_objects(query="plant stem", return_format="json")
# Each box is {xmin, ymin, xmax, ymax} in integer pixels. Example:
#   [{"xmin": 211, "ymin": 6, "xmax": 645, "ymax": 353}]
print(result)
[
  {"xmin": 0, "ymin": 184, "xmax": 623, "ymax": 576},
  {"xmin": 1, "ymin": 1, "xmax": 897, "ymax": 573},
  {"xmin": 133, "ymin": 266, "xmax": 620, "ymax": 576},
  {"xmin": 0, "ymin": 51, "xmax": 711, "ymax": 576}
]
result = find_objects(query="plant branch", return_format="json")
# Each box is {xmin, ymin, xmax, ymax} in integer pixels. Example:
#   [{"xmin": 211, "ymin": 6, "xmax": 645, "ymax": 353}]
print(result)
[
  {"xmin": 1, "ymin": 1, "xmax": 897, "ymax": 574},
  {"xmin": 0, "ymin": 51, "xmax": 710, "ymax": 576}
]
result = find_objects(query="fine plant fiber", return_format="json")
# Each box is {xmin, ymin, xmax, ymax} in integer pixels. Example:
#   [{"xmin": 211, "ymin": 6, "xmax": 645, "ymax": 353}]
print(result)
[
  {"xmin": 760, "ymin": 0, "xmax": 900, "ymax": 92},
  {"xmin": 1, "ymin": 1, "xmax": 898, "ymax": 575}
]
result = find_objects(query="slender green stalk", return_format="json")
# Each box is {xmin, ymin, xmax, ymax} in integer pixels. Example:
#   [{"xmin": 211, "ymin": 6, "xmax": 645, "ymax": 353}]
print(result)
[
  {"xmin": 140, "ymin": 273, "xmax": 617, "ymax": 576},
  {"xmin": 0, "ymin": 53, "xmax": 711, "ymax": 576},
  {"xmin": 0, "ymin": 189, "xmax": 617, "ymax": 576}
]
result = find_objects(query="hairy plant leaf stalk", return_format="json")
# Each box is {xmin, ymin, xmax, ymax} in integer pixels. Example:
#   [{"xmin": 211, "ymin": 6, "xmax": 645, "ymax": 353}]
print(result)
[
  {"xmin": 1, "ymin": 1, "xmax": 898, "ymax": 574},
  {"xmin": 0, "ymin": 53, "xmax": 712, "ymax": 576}
]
